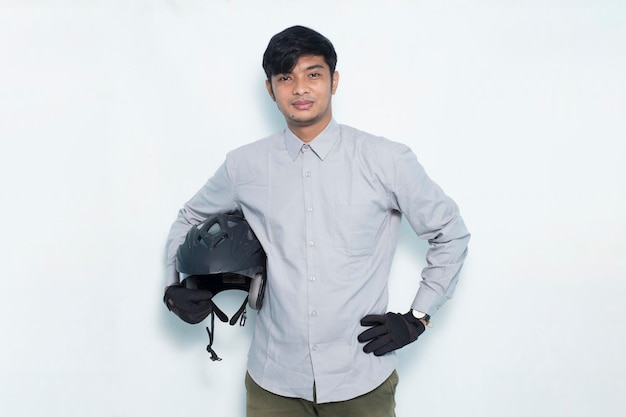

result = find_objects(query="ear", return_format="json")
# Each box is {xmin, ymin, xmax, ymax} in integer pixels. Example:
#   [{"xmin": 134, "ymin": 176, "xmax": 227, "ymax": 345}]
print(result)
[
  {"xmin": 331, "ymin": 71, "xmax": 340, "ymax": 95},
  {"xmin": 265, "ymin": 79, "xmax": 275, "ymax": 101}
]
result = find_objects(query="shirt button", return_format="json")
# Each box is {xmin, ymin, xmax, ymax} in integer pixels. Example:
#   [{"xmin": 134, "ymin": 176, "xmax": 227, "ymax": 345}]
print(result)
[
  {"xmin": 304, "ymin": 171, "xmax": 311, "ymax": 177},
  {"xmin": 302, "ymin": 145, "xmax": 310, "ymax": 152},
  {"xmin": 308, "ymin": 240, "xmax": 315, "ymax": 247},
  {"xmin": 310, "ymin": 276, "xmax": 316, "ymax": 282},
  {"xmin": 311, "ymin": 311, "xmax": 318, "ymax": 317},
  {"xmin": 306, "ymin": 206, "xmax": 313, "ymax": 212},
  {"xmin": 312, "ymin": 345, "xmax": 318, "ymax": 351}
]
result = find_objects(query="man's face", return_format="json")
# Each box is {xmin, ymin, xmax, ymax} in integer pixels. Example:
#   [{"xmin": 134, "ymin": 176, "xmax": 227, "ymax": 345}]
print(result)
[{"xmin": 266, "ymin": 55, "xmax": 339, "ymax": 139}]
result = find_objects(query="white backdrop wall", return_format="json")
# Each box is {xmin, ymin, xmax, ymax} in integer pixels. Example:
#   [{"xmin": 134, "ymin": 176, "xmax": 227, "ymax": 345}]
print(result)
[{"xmin": 1, "ymin": 1, "xmax": 625, "ymax": 416}]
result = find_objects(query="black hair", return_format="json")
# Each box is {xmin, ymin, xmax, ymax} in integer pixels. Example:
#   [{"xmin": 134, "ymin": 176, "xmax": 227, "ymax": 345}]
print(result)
[{"xmin": 262, "ymin": 25, "xmax": 337, "ymax": 80}]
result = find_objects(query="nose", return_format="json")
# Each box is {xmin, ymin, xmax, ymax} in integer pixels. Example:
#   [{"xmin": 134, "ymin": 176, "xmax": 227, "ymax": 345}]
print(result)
[{"xmin": 292, "ymin": 76, "xmax": 309, "ymax": 95}]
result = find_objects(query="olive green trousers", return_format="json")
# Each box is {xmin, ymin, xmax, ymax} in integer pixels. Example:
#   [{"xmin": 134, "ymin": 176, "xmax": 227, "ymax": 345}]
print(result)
[{"xmin": 245, "ymin": 370, "xmax": 398, "ymax": 417}]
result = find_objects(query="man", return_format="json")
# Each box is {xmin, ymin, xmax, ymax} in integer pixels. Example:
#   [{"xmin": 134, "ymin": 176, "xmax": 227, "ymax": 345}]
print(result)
[{"xmin": 164, "ymin": 25, "xmax": 470, "ymax": 417}]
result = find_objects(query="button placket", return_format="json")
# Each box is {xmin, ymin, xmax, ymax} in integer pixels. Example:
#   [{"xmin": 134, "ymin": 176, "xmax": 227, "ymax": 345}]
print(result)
[{"xmin": 302, "ymin": 144, "xmax": 320, "ymax": 335}]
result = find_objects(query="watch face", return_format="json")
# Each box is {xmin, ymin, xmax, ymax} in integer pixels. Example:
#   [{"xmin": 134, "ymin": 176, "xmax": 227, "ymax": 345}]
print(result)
[{"xmin": 412, "ymin": 310, "xmax": 426, "ymax": 319}]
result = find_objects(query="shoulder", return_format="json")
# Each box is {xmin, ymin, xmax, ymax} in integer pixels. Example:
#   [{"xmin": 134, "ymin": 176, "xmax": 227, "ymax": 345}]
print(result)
[
  {"xmin": 338, "ymin": 123, "xmax": 413, "ymax": 158},
  {"xmin": 223, "ymin": 130, "xmax": 284, "ymax": 181},
  {"xmin": 226, "ymin": 130, "xmax": 283, "ymax": 161}
]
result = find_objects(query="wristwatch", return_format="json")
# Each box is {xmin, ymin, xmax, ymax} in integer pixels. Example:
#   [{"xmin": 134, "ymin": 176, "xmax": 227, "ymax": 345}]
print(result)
[{"xmin": 412, "ymin": 310, "xmax": 432, "ymax": 327}]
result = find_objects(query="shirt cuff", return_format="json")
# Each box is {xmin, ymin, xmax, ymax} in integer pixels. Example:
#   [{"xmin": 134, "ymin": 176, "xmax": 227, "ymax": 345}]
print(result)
[
  {"xmin": 165, "ymin": 264, "xmax": 180, "ymax": 287},
  {"xmin": 411, "ymin": 285, "xmax": 446, "ymax": 317}
]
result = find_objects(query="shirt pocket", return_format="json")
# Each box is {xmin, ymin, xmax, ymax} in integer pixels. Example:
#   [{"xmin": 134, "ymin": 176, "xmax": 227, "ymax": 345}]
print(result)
[{"xmin": 333, "ymin": 204, "xmax": 380, "ymax": 257}]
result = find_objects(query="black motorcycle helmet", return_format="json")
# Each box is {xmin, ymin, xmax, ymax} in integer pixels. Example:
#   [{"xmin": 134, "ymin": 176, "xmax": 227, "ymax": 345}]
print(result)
[
  {"xmin": 175, "ymin": 212, "xmax": 267, "ymax": 361},
  {"xmin": 176, "ymin": 212, "xmax": 266, "ymax": 308}
]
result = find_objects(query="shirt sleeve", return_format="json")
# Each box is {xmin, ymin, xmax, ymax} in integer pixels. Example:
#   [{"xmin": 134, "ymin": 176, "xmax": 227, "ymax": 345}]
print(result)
[
  {"xmin": 164, "ymin": 161, "xmax": 239, "ymax": 286},
  {"xmin": 391, "ymin": 146, "xmax": 471, "ymax": 316}
]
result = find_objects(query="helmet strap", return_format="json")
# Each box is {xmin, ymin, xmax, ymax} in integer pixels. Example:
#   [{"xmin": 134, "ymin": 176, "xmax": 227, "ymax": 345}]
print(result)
[
  {"xmin": 205, "ymin": 313, "xmax": 222, "ymax": 361},
  {"xmin": 229, "ymin": 296, "xmax": 249, "ymax": 326},
  {"xmin": 204, "ymin": 298, "xmax": 247, "ymax": 361}
]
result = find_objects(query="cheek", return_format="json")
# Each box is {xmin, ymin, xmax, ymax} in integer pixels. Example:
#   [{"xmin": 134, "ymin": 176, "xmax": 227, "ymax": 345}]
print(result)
[
  {"xmin": 274, "ymin": 95, "xmax": 292, "ymax": 114},
  {"xmin": 276, "ymin": 96, "xmax": 290, "ymax": 110},
  {"xmin": 273, "ymin": 89, "xmax": 290, "ymax": 104}
]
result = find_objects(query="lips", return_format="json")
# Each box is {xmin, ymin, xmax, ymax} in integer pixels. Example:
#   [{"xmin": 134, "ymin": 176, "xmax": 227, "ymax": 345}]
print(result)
[{"xmin": 292, "ymin": 100, "xmax": 314, "ymax": 110}]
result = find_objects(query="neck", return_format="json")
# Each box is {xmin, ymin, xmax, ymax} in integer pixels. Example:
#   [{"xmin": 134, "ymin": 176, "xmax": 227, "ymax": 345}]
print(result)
[{"xmin": 288, "ymin": 118, "xmax": 332, "ymax": 143}]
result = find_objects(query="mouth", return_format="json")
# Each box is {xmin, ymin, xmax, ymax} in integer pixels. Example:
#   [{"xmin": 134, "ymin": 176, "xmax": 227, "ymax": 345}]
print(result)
[{"xmin": 292, "ymin": 100, "xmax": 314, "ymax": 110}]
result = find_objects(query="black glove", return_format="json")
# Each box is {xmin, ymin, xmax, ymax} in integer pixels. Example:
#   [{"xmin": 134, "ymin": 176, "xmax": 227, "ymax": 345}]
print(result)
[
  {"xmin": 358, "ymin": 311, "xmax": 426, "ymax": 356},
  {"xmin": 164, "ymin": 284, "xmax": 214, "ymax": 324}
]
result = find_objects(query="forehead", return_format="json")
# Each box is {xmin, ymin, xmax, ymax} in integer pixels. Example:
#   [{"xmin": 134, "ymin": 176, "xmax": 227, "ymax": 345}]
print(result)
[{"xmin": 287, "ymin": 55, "xmax": 330, "ymax": 73}]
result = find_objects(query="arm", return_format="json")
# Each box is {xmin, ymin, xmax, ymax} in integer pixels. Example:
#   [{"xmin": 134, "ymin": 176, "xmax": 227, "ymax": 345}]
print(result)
[
  {"xmin": 358, "ymin": 145, "xmax": 470, "ymax": 356},
  {"xmin": 392, "ymin": 146, "xmax": 470, "ymax": 317},
  {"xmin": 164, "ymin": 161, "xmax": 239, "ymax": 286}
]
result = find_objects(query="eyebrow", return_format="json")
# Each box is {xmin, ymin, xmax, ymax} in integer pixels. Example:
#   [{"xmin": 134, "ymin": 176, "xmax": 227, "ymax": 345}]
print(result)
[{"xmin": 275, "ymin": 64, "xmax": 326, "ymax": 77}]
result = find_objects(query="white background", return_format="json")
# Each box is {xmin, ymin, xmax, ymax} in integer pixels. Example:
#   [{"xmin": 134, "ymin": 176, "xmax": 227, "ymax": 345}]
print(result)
[{"xmin": 1, "ymin": 1, "xmax": 625, "ymax": 416}]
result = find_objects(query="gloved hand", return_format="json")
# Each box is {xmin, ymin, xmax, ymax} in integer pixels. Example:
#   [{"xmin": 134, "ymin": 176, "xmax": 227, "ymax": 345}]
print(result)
[
  {"xmin": 358, "ymin": 311, "xmax": 426, "ymax": 356},
  {"xmin": 163, "ymin": 284, "xmax": 214, "ymax": 324}
]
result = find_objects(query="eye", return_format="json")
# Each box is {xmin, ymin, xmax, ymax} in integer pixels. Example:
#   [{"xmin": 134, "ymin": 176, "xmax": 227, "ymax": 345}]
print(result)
[
  {"xmin": 309, "ymin": 72, "xmax": 321, "ymax": 78},
  {"xmin": 278, "ymin": 75, "xmax": 292, "ymax": 82}
]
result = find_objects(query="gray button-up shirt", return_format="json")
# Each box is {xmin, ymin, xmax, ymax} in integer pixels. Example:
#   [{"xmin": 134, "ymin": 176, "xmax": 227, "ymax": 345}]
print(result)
[{"xmin": 165, "ymin": 120, "xmax": 470, "ymax": 403}]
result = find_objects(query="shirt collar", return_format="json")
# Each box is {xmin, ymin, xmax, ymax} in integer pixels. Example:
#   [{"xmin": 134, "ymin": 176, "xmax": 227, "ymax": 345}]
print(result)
[{"xmin": 284, "ymin": 119, "xmax": 340, "ymax": 161}]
